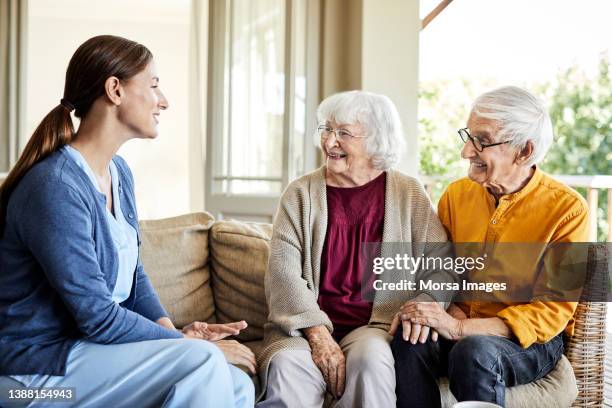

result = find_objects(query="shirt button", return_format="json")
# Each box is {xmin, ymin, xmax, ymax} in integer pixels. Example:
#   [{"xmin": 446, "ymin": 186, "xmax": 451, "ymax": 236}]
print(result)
[
  {"xmin": 492, "ymin": 219, "xmax": 497, "ymax": 224},
  {"xmin": 128, "ymin": 213, "xmax": 134, "ymax": 219}
]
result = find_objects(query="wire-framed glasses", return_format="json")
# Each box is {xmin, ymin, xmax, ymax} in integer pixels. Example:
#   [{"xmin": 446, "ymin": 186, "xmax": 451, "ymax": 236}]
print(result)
[
  {"xmin": 458, "ymin": 128, "xmax": 510, "ymax": 152},
  {"xmin": 318, "ymin": 124, "xmax": 366, "ymax": 141}
]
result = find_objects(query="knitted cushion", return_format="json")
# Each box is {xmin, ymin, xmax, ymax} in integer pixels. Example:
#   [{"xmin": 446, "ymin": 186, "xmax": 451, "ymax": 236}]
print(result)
[{"xmin": 210, "ymin": 220, "xmax": 272, "ymax": 341}]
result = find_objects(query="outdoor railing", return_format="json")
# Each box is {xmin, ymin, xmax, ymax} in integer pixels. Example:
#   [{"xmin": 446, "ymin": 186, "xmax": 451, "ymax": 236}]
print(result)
[
  {"xmin": 1, "ymin": 171, "xmax": 610, "ymax": 241},
  {"xmin": 421, "ymin": 174, "xmax": 612, "ymax": 242}
]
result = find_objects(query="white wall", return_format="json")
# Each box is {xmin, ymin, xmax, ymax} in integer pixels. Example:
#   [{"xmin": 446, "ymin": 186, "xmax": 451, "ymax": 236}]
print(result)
[
  {"xmin": 361, "ymin": 0, "xmax": 420, "ymax": 177},
  {"xmin": 26, "ymin": 0, "xmax": 192, "ymax": 219},
  {"xmin": 321, "ymin": 0, "xmax": 420, "ymax": 176}
]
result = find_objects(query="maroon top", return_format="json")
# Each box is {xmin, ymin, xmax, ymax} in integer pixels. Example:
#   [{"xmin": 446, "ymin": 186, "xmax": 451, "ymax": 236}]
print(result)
[{"xmin": 317, "ymin": 172, "xmax": 386, "ymax": 341}]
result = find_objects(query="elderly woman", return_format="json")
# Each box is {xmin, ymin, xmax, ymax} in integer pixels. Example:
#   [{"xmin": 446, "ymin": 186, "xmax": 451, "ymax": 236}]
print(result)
[
  {"xmin": 391, "ymin": 86, "xmax": 588, "ymax": 407},
  {"xmin": 256, "ymin": 90, "xmax": 454, "ymax": 407}
]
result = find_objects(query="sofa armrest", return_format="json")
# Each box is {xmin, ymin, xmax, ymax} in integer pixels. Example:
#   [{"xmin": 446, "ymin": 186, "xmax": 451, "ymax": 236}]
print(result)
[{"xmin": 565, "ymin": 244, "xmax": 608, "ymax": 408}]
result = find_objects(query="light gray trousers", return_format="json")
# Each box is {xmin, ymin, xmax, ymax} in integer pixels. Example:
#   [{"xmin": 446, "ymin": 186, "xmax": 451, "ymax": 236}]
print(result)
[{"xmin": 257, "ymin": 326, "xmax": 396, "ymax": 408}]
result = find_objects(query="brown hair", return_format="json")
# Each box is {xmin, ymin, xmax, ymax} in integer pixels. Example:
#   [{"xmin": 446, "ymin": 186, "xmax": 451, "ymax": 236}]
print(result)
[{"xmin": 0, "ymin": 35, "xmax": 152, "ymax": 236}]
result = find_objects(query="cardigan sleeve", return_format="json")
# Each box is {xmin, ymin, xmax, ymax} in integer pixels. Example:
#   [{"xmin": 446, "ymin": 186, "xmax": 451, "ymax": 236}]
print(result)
[
  {"xmin": 409, "ymin": 180, "xmax": 457, "ymax": 307},
  {"xmin": 17, "ymin": 181, "xmax": 182, "ymax": 344},
  {"xmin": 265, "ymin": 184, "xmax": 333, "ymax": 337},
  {"xmin": 128, "ymin": 262, "xmax": 170, "ymax": 322}
]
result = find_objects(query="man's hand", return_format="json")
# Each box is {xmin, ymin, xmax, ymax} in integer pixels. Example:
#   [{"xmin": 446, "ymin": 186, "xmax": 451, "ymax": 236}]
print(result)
[
  {"xmin": 304, "ymin": 326, "xmax": 345, "ymax": 399},
  {"xmin": 400, "ymin": 301, "xmax": 462, "ymax": 340},
  {"xmin": 215, "ymin": 339, "xmax": 257, "ymax": 374},
  {"xmin": 182, "ymin": 320, "xmax": 248, "ymax": 341},
  {"xmin": 389, "ymin": 294, "xmax": 439, "ymax": 344},
  {"xmin": 389, "ymin": 313, "xmax": 439, "ymax": 344}
]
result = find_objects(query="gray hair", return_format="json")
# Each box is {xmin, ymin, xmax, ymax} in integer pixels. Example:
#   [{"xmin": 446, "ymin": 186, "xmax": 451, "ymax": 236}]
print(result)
[
  {"xmin": 471, "ymin": 86, "xmax": 553, "ymax": 166},
  {"xmin": 316, "ymin": 90, "xmax": 406, "ymax": 170}
]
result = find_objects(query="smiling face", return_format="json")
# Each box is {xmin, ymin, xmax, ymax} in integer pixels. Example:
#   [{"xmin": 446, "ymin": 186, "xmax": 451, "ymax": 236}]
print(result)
[
  {"xmin": 117, "ymin": 60, "xmax": 168, "ymax": 139},
  {"xmin": 461, "ymin": 111, "xmax": 530, "ymax": 195},
  {"xmin": 320, "ymin": 121, "xmax": 376, "ymax": 184}
]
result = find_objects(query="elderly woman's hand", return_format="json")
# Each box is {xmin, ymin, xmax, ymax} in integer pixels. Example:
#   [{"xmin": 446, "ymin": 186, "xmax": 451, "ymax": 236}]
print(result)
[
  {"xmin": 400, "ymin": 301, "xmax": 463, "ymax": 340},
  {"xmin": 182, "ymin": 320, "xmax": 248, "ymax": 341},
  {"xmin": 304, "ymin": 326, "xmax": 345, "ymax": 398}
]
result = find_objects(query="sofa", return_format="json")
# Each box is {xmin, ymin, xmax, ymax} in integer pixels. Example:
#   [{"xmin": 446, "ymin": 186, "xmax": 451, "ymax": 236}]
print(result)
[{"xmin": 139, "ymin": 212, "xmax": 608, "ymax": 408}]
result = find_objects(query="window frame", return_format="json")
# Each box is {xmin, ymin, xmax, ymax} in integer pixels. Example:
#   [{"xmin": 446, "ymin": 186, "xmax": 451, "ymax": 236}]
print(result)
[{"xmin": 205, "ymin": 0, "xmax": 321, "ymax": 220}]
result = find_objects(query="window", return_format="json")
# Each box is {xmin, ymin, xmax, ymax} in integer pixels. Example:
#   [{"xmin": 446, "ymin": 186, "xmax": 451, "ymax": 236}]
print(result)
[
  {"xmin": 206, "ymin": 0, "xmax": 320, "ymax": 220},
  {"xmin": 219, "ymin": 0, "xmax": 286, "ymax": 195}
]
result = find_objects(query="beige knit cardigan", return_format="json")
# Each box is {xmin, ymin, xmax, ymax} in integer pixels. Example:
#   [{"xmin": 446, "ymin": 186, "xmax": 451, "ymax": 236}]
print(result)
[{"xmin": 257, "ymin": 166, "xmax": 452, "ymax": 400}]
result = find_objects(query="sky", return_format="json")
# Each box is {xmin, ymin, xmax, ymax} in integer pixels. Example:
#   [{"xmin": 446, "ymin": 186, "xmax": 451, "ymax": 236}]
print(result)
[{"xmin": 419, "ymin": 0, "xmax": 612, "ymax": 84}]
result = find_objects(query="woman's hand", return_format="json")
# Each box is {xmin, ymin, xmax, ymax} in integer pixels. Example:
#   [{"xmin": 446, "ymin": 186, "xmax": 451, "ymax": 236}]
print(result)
[
  {"xmin": 182, "ymin": 320, "xmax": 248, "ymax": 341},
  {"xmin": 214, "ymin": 339, "xmax": 257, "ymax": 374},
  {"xmin": 304, "ymin": 326, "xmax": 345, "ymax": 399},
  {"xmin": 400, "ymin": 301, "xmax": 463, "ymax": 340}
]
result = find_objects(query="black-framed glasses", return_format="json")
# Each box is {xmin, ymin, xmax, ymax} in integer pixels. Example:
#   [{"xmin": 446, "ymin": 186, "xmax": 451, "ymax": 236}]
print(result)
[
  {"xmin": 458, "ymin": 128, "xmax": 510, "ymax": 152},
  {"xmin": 318, "ymin": 124, "xmax": 365, "ymax": 141}
]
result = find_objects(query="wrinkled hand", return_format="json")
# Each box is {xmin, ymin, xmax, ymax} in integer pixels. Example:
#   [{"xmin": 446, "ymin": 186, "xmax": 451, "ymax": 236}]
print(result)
[
  {"xmin": 182, "ymin": 320, "xmax": 247, "ymax": 341},
  {"xmin": 215, "ymin": 339, "xmax": 257, "ymax": 374},
  {"xmin": 309, "ymin": 331, "xmax": 345, "ymax": 398},
  {"xmin": 389, "ymin": 294, "xmax": 439, "ymax": 344},
  {"xmin": 389, "ymin": 312, "xmax": 439, "ymax": 344},
  {"xmin": 400, "ymin": 301, "xmax": 462, "ymax": 340}
]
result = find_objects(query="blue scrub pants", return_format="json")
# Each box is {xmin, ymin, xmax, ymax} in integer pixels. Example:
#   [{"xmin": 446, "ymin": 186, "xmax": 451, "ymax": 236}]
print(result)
[{"xmin": 0, "ymin": 338, "xmax": 254, "ymax": 407}]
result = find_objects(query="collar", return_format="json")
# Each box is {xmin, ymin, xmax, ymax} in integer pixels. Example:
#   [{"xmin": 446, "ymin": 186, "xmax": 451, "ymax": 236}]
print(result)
[{"xmin": 485, "ymin": 166, "xmax": 543, "ymax": 206}]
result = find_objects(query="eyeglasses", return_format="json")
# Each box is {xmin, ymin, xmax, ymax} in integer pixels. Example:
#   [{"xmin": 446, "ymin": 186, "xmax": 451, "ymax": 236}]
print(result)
[
  {"xmin": 318, "ymin": 124, "xmax": 365, "ymax": 141},
  {"xmin": 458, "ymin": 128, "xmax": 510, "ymax": 152}
]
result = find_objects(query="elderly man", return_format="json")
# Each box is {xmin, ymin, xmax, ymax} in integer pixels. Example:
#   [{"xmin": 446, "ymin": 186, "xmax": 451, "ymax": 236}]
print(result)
[
  {"xmin": 256, "ymin": 90, "xmax": 455, "ymax": 407},
  {"xmin": 391, "ymin": 86, "xmax": 588, "ymax": 407}
]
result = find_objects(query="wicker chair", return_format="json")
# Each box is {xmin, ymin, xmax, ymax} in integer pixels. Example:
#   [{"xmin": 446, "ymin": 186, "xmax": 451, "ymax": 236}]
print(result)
[
  {"xmin": 438, "ymin": 243, "xmax": 609, "ymax": 408},
  {"xmin": 566, "ymin": 243, "xmax": 608, "ymax": 407}
]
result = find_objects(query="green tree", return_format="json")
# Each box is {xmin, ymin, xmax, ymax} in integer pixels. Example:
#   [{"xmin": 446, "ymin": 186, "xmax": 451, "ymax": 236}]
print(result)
[
  {"xmin": 419, "ymin": 56, "xmax": 611, "ymax": 240},
  {"xmin": 540, "ymin": 56, "xmax": 611, "ymax": 241}
]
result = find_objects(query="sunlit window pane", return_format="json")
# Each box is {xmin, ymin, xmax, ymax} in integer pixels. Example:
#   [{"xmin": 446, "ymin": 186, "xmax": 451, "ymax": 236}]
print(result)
[{"xmin": 219, "ymin": 0, "xmax": 286, "ymax": 195}]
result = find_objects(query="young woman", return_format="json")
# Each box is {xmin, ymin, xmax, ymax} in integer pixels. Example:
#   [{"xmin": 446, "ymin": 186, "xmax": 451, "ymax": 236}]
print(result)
[{"xmin": 0, "ymin": 35, "xmax": 255, "ymax": 407}]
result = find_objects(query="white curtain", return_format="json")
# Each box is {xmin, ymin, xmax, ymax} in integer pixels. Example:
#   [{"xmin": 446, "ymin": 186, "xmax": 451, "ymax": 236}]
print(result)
[
  {"xmin": 0, "ymin": 0, "xmax": 27, "ymax": 174},
  {"xmin": 227, "ymin": 0, "xmax": 286, "ymax": 194},
  {"xmin": 188, "ymin": 0, "xmax": 208, "ymax": 211}
]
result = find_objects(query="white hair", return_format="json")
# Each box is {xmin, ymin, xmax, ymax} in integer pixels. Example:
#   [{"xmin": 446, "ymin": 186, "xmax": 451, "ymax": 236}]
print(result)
[
  {"xmin": 316, "ymin": 90, "xmax": 406, "ymax": 170},
  {"xmin": 471, "ymin": 86, "xmax": 553, "ymax": 166}
]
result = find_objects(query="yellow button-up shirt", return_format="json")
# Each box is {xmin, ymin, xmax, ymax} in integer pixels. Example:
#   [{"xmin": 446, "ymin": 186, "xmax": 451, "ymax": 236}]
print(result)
[{"xmin": 437, "ymin": 167, "xmax": 589, "ymax": 348}]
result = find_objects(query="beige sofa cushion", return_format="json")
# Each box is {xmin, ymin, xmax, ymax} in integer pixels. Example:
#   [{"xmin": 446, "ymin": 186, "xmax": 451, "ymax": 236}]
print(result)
[
  {"xmin": 438, "ymin": 355, "xmax": 578, "ymax": 408},
  {"xmin": 139, "ymin": 212, "xmax": 216, "ymax": 328},
  {"xmin": 210, "ymin": 220, "xmax": 272, "ymax": 341}
]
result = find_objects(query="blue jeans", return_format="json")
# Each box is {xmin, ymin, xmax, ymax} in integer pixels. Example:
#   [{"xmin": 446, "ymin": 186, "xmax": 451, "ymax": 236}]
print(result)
[{"xmin": 391, "ymin": 329, "xmax": 564, "ymax": 408}]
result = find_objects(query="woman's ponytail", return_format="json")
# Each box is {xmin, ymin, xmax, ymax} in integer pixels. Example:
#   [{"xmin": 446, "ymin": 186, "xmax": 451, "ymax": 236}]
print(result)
[
  {"xmin": 0, "ymin": 103, "xmax": 74, "ymax": 236},
  {"xmin": 0, "ymin": 34, "xmax": 153, "ymax": 237}
]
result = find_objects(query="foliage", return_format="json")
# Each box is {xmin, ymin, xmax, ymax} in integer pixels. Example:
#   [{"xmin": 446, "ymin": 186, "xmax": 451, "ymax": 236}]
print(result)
[{"xmin": 419, "ymin": 56, "xmax": 611, "ymax": 241}]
